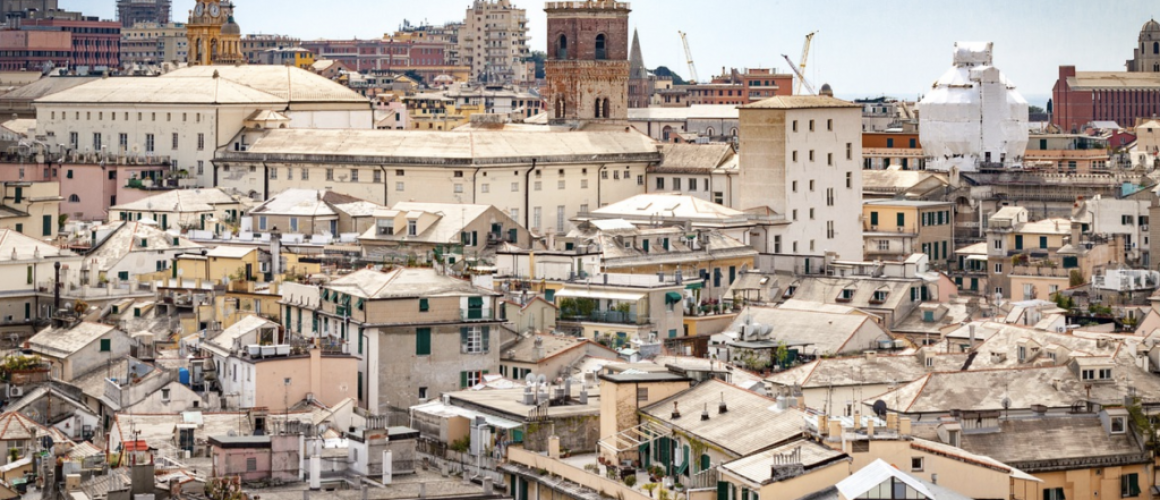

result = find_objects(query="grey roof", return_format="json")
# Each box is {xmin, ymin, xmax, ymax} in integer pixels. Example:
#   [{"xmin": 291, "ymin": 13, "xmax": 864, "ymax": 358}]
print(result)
[
  {"xmin": 502, "ymin": 334, "xmax": 615, "ymax": 364},
  {"xmin": 570, "ymin": 223, "xmax": 756, "ymax": 268},
  {"xmin": 220, "ymin": 128, "xmax": 661, "ymax": 165},
  {"xmin": 161, "ymin": 65, "xmax": 369, "ymax": 104},
  {"xmin": 85, "ymin": 221, "xmax": 202, "ymax": 273},
  {"xmin": 722, "ymin": 440, "xmax": 847, "ymax": 485},
  {"xmin": 29, "ymin": 322, "xmax": 119, "ymax": 358},
  {"xmin": 766, "ymin": 354, "xmax": 929, "ymax": 389},
  {"xmin": 592, "ymin": 194, "xmax": 747, "ymax": 221},
  {"xmin": 786, "ymin": 276, "xmax": 917, "ymax": 313},
  {"xmin": 0, "ymin": 229, "xmax": 76, "ymax": 262},
  {"xmin": 1, "ymin": 76, "xmax": 99, "ymax": 104},
  {"xmin": 743, "ymin": 95, "xmax": 861, "ymax": 110},
  {"xmin": 627, "ymin": 105, "xmax": 739, "ymax": 121},
  {"xmin": 250, "ymin": 188, "xmax": 349, "ymax": 217},
  {"xmin": 327, "ymin": 268, "xmax": 498, "ymax": 299},
  {"xmin": 360, "ymin": 202, "xmax": 493, "ymax": 245},
  {"xmin": 110, "ymin": 188, "xmax": 244, "ymax": 213},
  {"xmin": 957, "ymin": 417, "xmax": 1149, "ymax": 470},
  {"xmin": 725, "ymin": 306, "xmax": 882, "ymax": 356},
  {"xmin": 864, "ymin": 200, "xmax": 954, "ymax": 208},
  {"xmin": 206, "ymin": 315, "xmax": 277, "ymax": 351},
  {"xmin": 642, "ymin": 379, "xmax": 807, "ymax": 457},
  {"xmin": 654, "ymin": 143, "xmax": 736, "ymax": 172},
  {"xmin": 34, "ymin": 76, "xmax": 287, "ymax": 105}
]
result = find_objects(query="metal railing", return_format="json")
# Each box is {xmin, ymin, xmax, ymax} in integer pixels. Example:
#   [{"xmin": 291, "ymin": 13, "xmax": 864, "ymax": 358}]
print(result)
[
  {"xmin": 559, "ymin": 310, "xmax": 644, "ymax": 325},
  {"xmin": 460, "ymin": 308, "xmax": 496, "ymax": 321}
]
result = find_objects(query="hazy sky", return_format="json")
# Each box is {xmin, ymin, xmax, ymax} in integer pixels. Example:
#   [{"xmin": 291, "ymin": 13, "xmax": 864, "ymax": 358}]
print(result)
[{"xmin": 64, "ymin": 0, "xmax": 1159, "ymax": 105}]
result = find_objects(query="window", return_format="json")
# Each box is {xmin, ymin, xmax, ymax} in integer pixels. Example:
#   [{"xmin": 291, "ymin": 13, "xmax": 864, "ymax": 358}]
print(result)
[
  {"xmin": 461, "ymin": 370, "xmax": 484, "ymax": 388},
  {"xmin": 846, "ymin": 172, "xmax": 853, "ymax": 188},
  {"xmin": 878, "ymin": 240, "xmax": 889, "ymax": 251},
  {"xmin": 119, "ymin": 133, "xmax": 128, "ymax": 151},
  {"xmin": 994, "ymin": 263, "xmax": 1003, "ymax": 274},
  {"xmin": 351, "ymin": 169, "xmax": 359, "ymax": 182},
  {"xmin": 93, "ymin": 133, "xmax": 102, "ymax": 150},
  {"xmin": 557, "ymin": 206, "xmax": 565, "ymax": 232},
  {"xmin": 656, "ymin": 177, "xmax": 665, "ymax": 190},
  {"xmin": 595, "ymin": 34, "xmax": 607, "ymax": 60},
  {"xmin": 846, "ymin": 143, "xmax": 853, "ymax": 160},
  {"xmin": 269, "ymin": 168, "xmax": 277, "ymax": 180},
  {"xmin": 533, "ymin": 207, "xmax": 542, "ymax": 230},
  {"xmin": 258, "ymin": 216, "xmax": 267, "ymax": 231},
  {"xmin": 416, "ymin": 328, "xmax": 431, "ymax": 356},
  {"xmin": 636, "ymin": 388, "xmax": 649, "ymax": 401},
  {"xmin": 396, "ymin": 182, "xmax": 405, "ymax": 192},
  {"xmin": 1044, "ymin": 488, "xmax": 1066, "ymax": 500},
  {"xmin": 145, "ymin": 134, "xmax": 155, "ymax": 153},
  {"xmin": 688, "ymin": 178, "xmax": 697, "ymax": 191},
  {"xmin": 197, "ymin": 133, "xmax": 205, "ymax": 150},
  {"xmin": 172, "ymin": 133, "xmax": 179, "ymax": 149},
  {"xmin": 326, "ymin": 168, "xmax": 334, "ymax": 181},
  {"xmin": 68, "ymin": 194, "xmax": 79, "ymax": 203},
  {"xmin": 462, "ymin": 326, "xmax": 486, "ymax": 354},
  {"xmin": 826, "ymin": 188, "xmax": 834, "ymax": 206},
  {"xmin": 827, "ymin": 153, "xmax": 833, "ymax": 166},
  {"xmin": 827, "ymin": 119, "xmax": 833, "ymax": 131},
  {"xmin": 373, "ymin": 170, "xmax": 382, "ymax": 183},
  {"xmin": 534, "ymin": 181, "xmax": 542, "ymax": 191},
  {"xmin": 673, "ymin": 178, "xmax": 681, "ymax": 191},
  {"xmin": 792, "ymin": 120, "xmax": 798, "ymax": 132},
  {"xmin": 910, "ymin": 457, "xmax": 923, "ymax": 472},
  {"xmin": 407, "ymin": 220, "xmax": 417, "ymax": 236},
  {"xmin": 809, "ymin": 120, "xmax": 815, "ymax": 131},
  {"xmin": 1111, "ymin": 416, "xmax": 1126, "ymax": 434},
  {"xmin": 1122, "ymin": 473, "xmax": 1141, "ymax": 498},
  {"xmin": 809, "ymin": 180, "xmax": 815, "ymax": 191},
  {"xmin": 792, "ymin": 151, "xmax": 798, "ymax": 162},
  {"xmin": 809, "ymin": 150, "xmax": 815, "ymax": 162},
  {"xmin": 300, "ymin": 168, "xmax": 308, "ymax": 180},
  {"xmin": 246, "ymin": 457, "xmax": 257, "ymax": 472},
  {"xmin": 792, "ymin": 181, "xmax": 798, "ymax": 192},
  {"xmin": 100, "ymin": 339, "xmax": 111, "ymax": 352}
]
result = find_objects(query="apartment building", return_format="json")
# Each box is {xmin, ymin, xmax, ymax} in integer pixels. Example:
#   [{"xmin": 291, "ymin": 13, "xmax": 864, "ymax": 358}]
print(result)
[
  {"xmin": 119, "ymin": 22, "xmax": 186, "ymax": 66},
  {"xmin": 283, "ymin": 268, "xmax": 502, "ymax": 413},
  {"xmin": 738, "ymin": 95, "xmax": 865, "ymax": 271},
  {"xmin": 460, "ymin": 0, "xmax": 531, "ymax": 85},
  {"xmin": 862, "ymin": 200, "xmax": 955, "ymax": 265}
]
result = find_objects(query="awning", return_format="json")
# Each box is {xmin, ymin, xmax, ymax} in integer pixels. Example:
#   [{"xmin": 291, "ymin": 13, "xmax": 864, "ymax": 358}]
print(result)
[
  {"xmin": 665, "ymin": 292, "xmax": 683, "ymax": 304},
  {"xmin": 965, "ymin": 255, "xmax": 988, "ymax": 262},
  {"xmin": 685, "ymin": 282, "xmax": 703, "ymax": 290},
  {"xmin": 554, "ymin": 289, "xmax": 645, "ymax": 302}
]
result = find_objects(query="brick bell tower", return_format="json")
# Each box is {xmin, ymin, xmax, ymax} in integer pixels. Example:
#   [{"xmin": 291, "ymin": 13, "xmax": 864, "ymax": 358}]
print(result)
[{"xmin": 544, "ymin": 1, "xmax": 631, "ymax": 127}]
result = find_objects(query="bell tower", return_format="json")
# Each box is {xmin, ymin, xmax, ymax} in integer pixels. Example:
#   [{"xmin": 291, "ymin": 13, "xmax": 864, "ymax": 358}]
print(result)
[
  {"xmin": 186, "ymin": 0, "xmax": 244, "ymax": 66},
  {"xmin": 544, "ymin": 1, "xmax": 631, "ymax": 127}
]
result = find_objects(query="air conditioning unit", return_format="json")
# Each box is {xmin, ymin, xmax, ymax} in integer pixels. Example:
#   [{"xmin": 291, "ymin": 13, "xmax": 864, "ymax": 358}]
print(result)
[
  {"xmin": 870, "ymin": 226, "xmax": 878, "ymax": 231},
  {"xmin": 8, "ymin": 386, "xmax": 23, "ymax": 398}
]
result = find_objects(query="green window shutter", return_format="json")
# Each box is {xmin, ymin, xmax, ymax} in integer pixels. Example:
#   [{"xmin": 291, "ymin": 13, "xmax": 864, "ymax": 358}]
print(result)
[
  {"xmin": 460, "ymin": 371, "xmax": 468, "ymax": 388},
  {"xmin": 13, "ymin": 223, "xmax": 20, "ymax": 233},
  {"xmin": 66, "ymin": 170, "xmax": 73, "ymax": 179},
  {"xmin": 312, "ymin": 315, "xmax": 318, "ymax": 332},
  {"xmin": 1015, "ymin": 235, "xmax": 1023, "ymax": 250},
  {"xmin": 357, "ymin": 372, "xmax": 363, "ymax": 401},
  {"xmin": 461, "ymin": 232, "xmax": 469, "ymax": 244},
  {"xmin": 482, "ymin": 326, "xmax": 490, "ymax": 352},
  {"xmin": 460, "ymin": 327, "xmax": 469, "ymax": 348},
  {"xmin": 471, "ymin": 231, "xmax": 478, "ymax": 246},
  {"xmin": 701, "ymin": 454, "xmax": 711, "ymax": 473},
  {"xmin": 357, "ymin": 330, "xmax": 363, "ymax": 354},
  {"xmin": 1040, "ymin": 236, "xmax": 1048, "ymax": 249},
  {"xmin": 870, "ymin": 212, "xmax": 878, "ymax": 226},
  {"xmin": 23, "ymin": 303, "xmax": 29, "ymax": 320},
  {"xmin": 742, "ymin": 489, "xmax": 749, "ymax": 500},
  {"xmin": 118, "ymin": 271, "xmax": 129, "ymax": 281},
  {"xmin": 357, "ymin": 298, "xmax": 364, "ymax": 310},
  {"xmin": 25, "ymin": 266, "xmax": 31, "ymax": 285},
  {"xmin": 717, "ymin": 482, "xmax": 728, "ymax": 500},
  {"xmin": 161, "ymin": 214, "xmax": 168, "ymax": 230},
  {"xmin": 416, "ymin": 328, "xmax": 431, "ymax": 355},
  {"xmin": 545, "ymin": 289, "xmax": 555, "ymax": 303},
  {"xmin": 419, "ymin": 298, "xmax": 429, "ymax": 312},
  {"xmin": 896, "ymin": 213, "xmax": 904, "ymax": 227},
  {"xmin": 642, "ymin": 239, "xmax": 649, "ymax": 253},
  {"xmin": 509, "ymin": 228, "xmax": 518, "ymax": 243},
  {"xmin": 100, "ymin": 338, "xmax": 110, "ymax": 352},
  {"xmin": 14, "ymin": 187, "xmax": 21, "ymax": 204},
  {"xmin": 42, "ymin": 215, "xmax": 51, "ymax": 236}
]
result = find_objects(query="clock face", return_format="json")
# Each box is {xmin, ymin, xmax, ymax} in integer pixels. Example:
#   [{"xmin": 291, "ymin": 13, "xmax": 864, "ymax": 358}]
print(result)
[
  {"xmin": 194, "ymin": 2, "xmax": 204, "ymax": 16},
  {"xmin": 210, "ymin": 3, "xmax": 221, "ymax": 17}
]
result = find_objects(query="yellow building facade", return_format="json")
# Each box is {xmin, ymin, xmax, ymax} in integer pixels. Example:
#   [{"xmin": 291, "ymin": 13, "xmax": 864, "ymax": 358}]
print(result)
[{"xmin": 186, "ymin": 0, "xmax": 244, "ymax": 66}]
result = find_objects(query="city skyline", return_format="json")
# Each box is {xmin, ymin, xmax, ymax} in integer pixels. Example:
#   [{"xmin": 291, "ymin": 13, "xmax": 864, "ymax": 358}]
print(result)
[{"xmin": 64, "ymin": 0, "xmax": 1158, "ymax": 104}]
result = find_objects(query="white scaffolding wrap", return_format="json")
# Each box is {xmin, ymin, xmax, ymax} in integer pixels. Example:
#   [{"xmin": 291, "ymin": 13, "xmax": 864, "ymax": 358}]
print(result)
[{"xmin": 919, "ymin": 42, "xmax": 1029, "ymax": 172}]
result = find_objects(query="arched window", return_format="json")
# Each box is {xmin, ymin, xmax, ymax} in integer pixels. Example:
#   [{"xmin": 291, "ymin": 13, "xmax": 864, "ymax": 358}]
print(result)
[
  {"xmin": 556, "ymin": 35, "xmax": 568, "ymax": 60},
  {"xmin": 705, "ymin": 127, "xmax": 715, "ymax": 137},
  {"xmin": 602, "ymin": 98, "xmax": 610, "ymax": 119},
  {"xmin": 595, "ymin": 34, "xmax": 607, "ymax": 60},
  {"xmin": 1155, "ymin": 63, "xmax": 1160, "ymax": 72},
  {"xmin": 556, "ymin": 97, "xmax": 566, "ymax": 119},
  {"xmin": 731, "ymin": 128, "xmax": 738, "ymax": 137},
  {"xmin": 68, "ymin": 194, "xmax": 79, "ymax": 203},
  {"xmin": 1155, "ymin": 41, "xmax": 1159, "ymax": 54},
  {"xmin": 662, "ymin": 126, "xmax": 673, "ymax": 141}
]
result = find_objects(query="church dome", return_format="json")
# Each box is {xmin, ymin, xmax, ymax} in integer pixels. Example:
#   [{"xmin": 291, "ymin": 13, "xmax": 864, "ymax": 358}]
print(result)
[
  {"xmin": 222, "ymin": 17, "xmax": 241, "ymax": 35},
  {"xmin": 1143, "ymin": 18, "xmax": 1160, "ymax": 33}
]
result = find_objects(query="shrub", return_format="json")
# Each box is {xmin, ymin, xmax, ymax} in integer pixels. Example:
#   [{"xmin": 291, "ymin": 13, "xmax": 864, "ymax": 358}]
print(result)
[{"xmin": 624, "ymin": 475, "xmax": 637, "ymax": 487}]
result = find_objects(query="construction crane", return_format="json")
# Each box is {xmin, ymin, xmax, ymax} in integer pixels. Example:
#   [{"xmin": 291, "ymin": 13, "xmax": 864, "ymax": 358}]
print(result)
[
  {"xmin": 795, "ymin": 31, "xmax": 818, "ymax": 95},
  {"xmin": 782, "ymin": 54, "xmax": 817, "ymax": 95},
  {"xmin": 678, "ymin": 31, "xmax": 700, "ymax": 84}
]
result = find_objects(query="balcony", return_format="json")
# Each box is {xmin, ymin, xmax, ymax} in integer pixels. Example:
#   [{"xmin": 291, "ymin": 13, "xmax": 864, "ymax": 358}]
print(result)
[
  {"xmin": 460, "ymin": 308, "xmax": 495, "ymax": 321},
  {"xmin": 1011, "ymin": 265, "xmax": 1071, "ymax": 278},
  {"xmin": 559, "ymin": 310, "xmax": 645, "ymax": 326}
]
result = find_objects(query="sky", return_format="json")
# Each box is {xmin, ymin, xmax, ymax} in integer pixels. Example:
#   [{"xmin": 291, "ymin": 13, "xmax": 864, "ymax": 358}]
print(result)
[{"xmin": 64, "ymin": 0, "xmax": 1160, "ymax": 106}]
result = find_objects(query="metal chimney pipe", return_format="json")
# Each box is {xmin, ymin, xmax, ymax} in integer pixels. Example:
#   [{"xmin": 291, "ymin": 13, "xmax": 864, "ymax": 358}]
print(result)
[{"xmin": 53, "ymin": 261, "xmax": 61, "ymax": 313}]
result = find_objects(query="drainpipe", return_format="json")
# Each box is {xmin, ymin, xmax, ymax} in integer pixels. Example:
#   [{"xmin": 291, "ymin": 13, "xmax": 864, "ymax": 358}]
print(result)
[
  {"xmin": 470, "ymin": 167, "xmax": 481, "ymax": 204},
  {"xmin": 261, "ymin": 160, "xmax": 270, "ymax": 200},
  {"xmin": 596, "ymin": 164, "xmax": 609, "ymax": 208},
  {"xmin": 377, "ymin": 166, "xmax": 389, "ymax": 206},
  {"xmin": 524, "ymin": 159, "xmax": 536, "ymax": 229}
]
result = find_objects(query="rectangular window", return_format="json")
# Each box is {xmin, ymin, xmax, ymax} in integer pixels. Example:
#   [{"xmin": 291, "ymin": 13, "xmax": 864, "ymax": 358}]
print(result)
[
  {"xmin": 557, "ymin": 206, "xmax": 565, "ymax": 232},
  {"xmin": 656, "ymin": 177, "xmax": 665, "ymax": 190},
  {"xmin": 847, "ymin": 143, "xmax": 853, "ymax": 160},
  {"xmin": 172, "ymin": 133, "xmax": 179, "ymax": 150},
  {"xmin": 416, "ymin": 328, "xmax": 431, "ymax": 356},
  {"xmin": 197, "ymin": 133, "xmax": 205, "ymax": 151},
  {"xmin": 119, "ymin": 133, "xmax": 128, "ymax": 151},
  {"xmin": 419, "ymin": 298, "xmax": 429, "ymax": 312},
  {"xmin": 396, "ymin": 182, "xmax": 405, "ymax": 192},
  {"xmin": 100, "ymin": 338, "xmax": 111, "ymax": 352},
  {"xmin": 351, "ymin": 169, "xmax": 359, "ymax": 182},
  {"xmin": 269, "ymin": 168, "xmax": 277, "ymax": 180},
  {"xmin": 373, "ymin": 170, "xmax": 382, "ymax": 183},
  {"xmin": 688, "ymin": 178, "xmax": 697, "ymax": 191},
  {"xmin": 1044, "ymin": 488, "xmax": 1065, "ymax": 500},
  {"xmin": 533, "ymin": 207, "xmax": 542, "ymax": 230},
  {"xmin": 637, "ymin": 388, "xmax": 649, "ymax": 401},
  {"xmin": 326, "ymin": 168, "xmax": 334, "ymax": 181},
  {"xmin": 93, "ymin": 133, "xmax": 102, "ymax": 150},
  {"xmin": 673, "ymin": 178, "xmax": 681, "ymax": 191},
  {"xmin": 1122, "ymin": 473, "xmax": 1141, "ymax": 498},
  {"xmin": 910, "ymin": 457, "xmax": 924, "ymax": 472},
  {"xmin": 145, "ymin": 134, "xmax": 155, "ymax": 153}
]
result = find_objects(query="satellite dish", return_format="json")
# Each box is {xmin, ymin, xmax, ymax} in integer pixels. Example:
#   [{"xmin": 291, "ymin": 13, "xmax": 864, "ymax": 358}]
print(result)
[
  {"xmin": 872, "ymin": 400, "xmax": 888, "ymax": 418},
  {"xmin": 40, "ymin": 435, "xmax": 54, "ymax": 450},
  {"xmin": 525, "ymin": 373, "xmax": 536, "ymax": 386},
  {"xmin": 537, "ymin": 374, "xmax": 547, "ymax": 386},
  {"xmin": 1001, "ymin": 397, "xmax": 1011, "ymax": 410}
]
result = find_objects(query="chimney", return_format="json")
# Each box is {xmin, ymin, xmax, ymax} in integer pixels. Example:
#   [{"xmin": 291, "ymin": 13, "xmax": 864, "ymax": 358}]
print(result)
[
  {"xmin": 718, "ymin": 392, "xmax": 728, "ymax": 414},
  {"xmin": 701, "ymin": 403, "xmax": 710, "ymax": 421},
  {"xmin": 886, "ymin": 412, "xmax": 899, "ymax": 431},
  {"xmin": 899, "ymin": 417, "xmax": 912, "ymax": 436},
  {"xmin": 853, "ymin": 412, "xmax": 862, "ymax": 431},
  {"xmin": 53, "ymin": 261, "xmax": 61, "ymax": 314},
  {"xmin": 271, "ymin": 227, "xmax": 283, "ymax": 276},
  {"xmin": 867, "ymin": 420, "xmax": 876, "ymax": 437},
  {"xmin": 828, "ymin": 420, "xmax": 843, "ymax": 439},
  {"xmin": 865, "ymin": 351, "xmax": 877, "ymax": 363},
  {"xmin": 817, "ymin": 415, "xmax": 829, "ymax": 436},
  {"xmin": 532, "ymin": 336, "xmax": 545, "ymax": 362},
  {"xmin": 672, "ymin": 401, "xmax": 681, "ymax": 419},
  {"xmin": 969, "ymin": 324, "xmax": 976, "ymax": 347}
]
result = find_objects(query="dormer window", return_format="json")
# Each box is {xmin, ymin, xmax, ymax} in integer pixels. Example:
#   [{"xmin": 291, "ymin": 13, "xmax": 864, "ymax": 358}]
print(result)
[
  {"xmin": 870, "ymin": 289, "xmax": 889, "ymax": 304},
  {"xmin": 837, "ymin": 288, "xmax": 855, "ymax": 303},
  {"xmin": 783, "ymin": 284, "xmax": 798, "ymax": 298},
  {"xmin": 1111, "ymin": 416, "xmax": 1126, "ymax": 434},
  {"xmin": 1081, "ymin": 368, "xmax": 1113, "ymax": 381},
  {"xmin": 408, "ymin": 221, "xmax": 417, "ymax": 236}
]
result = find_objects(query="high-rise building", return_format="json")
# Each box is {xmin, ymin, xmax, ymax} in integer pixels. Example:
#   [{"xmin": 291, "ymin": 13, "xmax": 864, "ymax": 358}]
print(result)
[
  {"xmin": 544, "ymin": 0, "xmax": 630, "ymax": 127},
  {"xmin": 116, "ymin": 0, "xmax": 171, "ymax": 28},
  {"xmin": 1127, "ymin": 18, "xmax": 1160, "ymax": 72},
  {"xmin": 120, "ymin": 21, "xmax": 186, "ymax": 66},
  {"xmin": 186, "ymin": 0, "xmax": 243, "ymax": 66},
  {"xmin": 16, "ymin": 17, "xmax": 121, "ymax": 71},
  {"xmin": 460, "ymin": 0, "xmax": 530, "ymax": 85}
]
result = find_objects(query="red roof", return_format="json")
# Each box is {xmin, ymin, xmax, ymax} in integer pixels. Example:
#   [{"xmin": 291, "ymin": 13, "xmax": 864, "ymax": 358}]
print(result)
[{"xmin": 122, "ymin": 440, "xmax": 149, "ymax": 451}]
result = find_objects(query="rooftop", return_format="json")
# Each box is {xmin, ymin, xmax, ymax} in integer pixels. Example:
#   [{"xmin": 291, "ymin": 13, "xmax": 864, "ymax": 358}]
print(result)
[
  {"xmin": 85, "ymin": 221, "xmax": 202, "ymax": 272},
  {"xmin": 110, "ymin": 188, "xmax": 245, "ymax": 213},
  {"xmin": 955, "ymin": 417, "xmax": 1149, "ymax": 471},
  {"xmin": 766, "ymin": 354, "xmax": 929, "ymax": 389},
  {"xmin": 591, "ymin": 194, "xmax": 747, "ymax": 222},
  {"xmin": 160, "ymin": 65, "xmax": 369, "ymax": 104},
  {"xmin": 721, "ymin": 439, "xmax": 847, "ymax": 486},
  {"xmin": 502, "ymin": 334, "xmax": 614, "ymax": 364},
  {"xmin": 723, "ymin": 306, "xmax": 883, "ymax": 356},
  {"xmin": 29, "ymin": 322, "xmax": 118, "ymax": 358},
  {"xmin": 642, "ymin": 379, "xmax": 807, "ymax": 457},
  {"xmin": 219, "ymin": 128, "xmax": 661, "ymax": 165},
  {"xmin": 1067, "ymin": 71, "xmax": 1160, "ymax": 90},
  {"xmin": 627, "ymin": 105, "xmax": 739, "ymax": 121},
  {"xmin": 0, "ymin": 229, "xmax": 76, "ymax": 262},
  {"xmin": 742, "ymin": 95, "xmax": 861, "ymax": 110},
  {"xmin": 35, "ymin": 76, "xmax": 287, "ymax": 105},
  {"xmin": 327, "ymin": 268, "xmax": 497, "ymax": 299}
]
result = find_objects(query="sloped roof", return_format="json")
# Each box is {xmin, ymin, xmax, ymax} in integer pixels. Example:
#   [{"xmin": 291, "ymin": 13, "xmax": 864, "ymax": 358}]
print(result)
[
  {"xmin": 721, "ymin": 440, "xmax": 846, "ymax": 485},
  {"xmin": 766, "ymin": 354, "xmax": 929, "ymax": 389},
  {"xmin": 207, "ymin": 315, "xmax": 277, "ymax": 351},
  {"xmin": 360, "ymin": 202, "xmax": 492, "ymax": 245},
  {"xmin": 593, "ymin": 194, "xmax": 746, "ymax": 221},
  {"xmin": 1067, "ymin": 72, "xmax": 1160, "ymax": 90},
  {"xmin": 35, "ymin": 76, "xmax": 287, "ymax": 105},
  {"xmin": 724, "ymin": 306, "xmax": 882, "ymax": 356},
  {"xmin": 110, "ymin": 188, "xmax": 243, "ymax": 213},
  {"xmin": 85, "ymin": 221, "xmax": 202, "ymax": 272},
  {"xmin": 250, "ymin": 188, "xmax": 339, "ymax": 217},
  {"xmin": 226, "ymin": 128, "xmax": 660, "ymax": 164},
  {"xmin": 642, "ymin": 379, "xmax": 807, "ymax": 457},
  {"xmin": 29, "ymin": 322, "xmax": 119, "ymax": 358},
  {"xmin": 327, "ymin": 268, "xmax": 498, "ymax": 299},
  {"xmin": 0, "ymin": 412, "xmax": 53, "ymax": 441},
  {"xmin": 0, "ymin": 76, "xmax": 99, "ymax": 103},
  {"xmin": 743, "ymin": 95, "xmax": 861, "ymax": 110},
  {"xmin": 654, "ymin": 143, "xmax": 735, "ymax": 172},
  {"xmin": 161, "ymin": 65, "xmax": 368, "ymax": 103},
  {"xmin": 0, "ymin": 229, "xmax": 76, "ymax": 262}
]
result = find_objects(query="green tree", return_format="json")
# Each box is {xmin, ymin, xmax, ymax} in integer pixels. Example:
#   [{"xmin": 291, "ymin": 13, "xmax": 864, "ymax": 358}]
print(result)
[
  {"xmin": 653, "ymin": 66, "xmax": 687, "ymax": 85},
  {"xmin": 526, "ymin": 51, "xmax": 546, "ymax": 79},
  {"xmin": 1028, "ymin": 105, "xmax": 1046, "ymax": 115}
]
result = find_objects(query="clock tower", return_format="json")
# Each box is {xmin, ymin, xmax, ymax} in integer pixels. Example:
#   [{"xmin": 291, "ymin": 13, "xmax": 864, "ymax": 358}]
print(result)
[{"xmin": 187, "ymin": 0, "xmax": 244, "ymax": 66}]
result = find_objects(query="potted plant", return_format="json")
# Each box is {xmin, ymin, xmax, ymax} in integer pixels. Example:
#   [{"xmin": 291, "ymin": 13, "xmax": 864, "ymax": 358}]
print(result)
[{"xmin": 642, "ymin": 483, "xmax": 659, "ymax": 498}]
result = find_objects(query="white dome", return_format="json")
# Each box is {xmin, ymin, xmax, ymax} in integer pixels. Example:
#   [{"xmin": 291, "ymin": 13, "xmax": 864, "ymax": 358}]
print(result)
[{"xmin": 919, "ymin": 42, "xmax": 1028, "ymax": 171}]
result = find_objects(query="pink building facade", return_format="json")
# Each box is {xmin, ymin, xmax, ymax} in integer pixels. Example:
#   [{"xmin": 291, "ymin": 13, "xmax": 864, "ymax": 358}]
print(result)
[{"xmin": 54, "ymin": 161, "xmax": 168, "ymax": 221}]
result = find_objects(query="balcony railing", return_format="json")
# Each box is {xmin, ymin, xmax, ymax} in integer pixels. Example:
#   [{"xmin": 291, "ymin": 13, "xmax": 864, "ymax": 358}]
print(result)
[
  {"xmin": 559, "ymin": 311, "xmax": 644, "ymax": 326},
  {"xmin": 460, "ymin": 308, "xmax": 495, "ymax": 321},
  {"xmin": 1011, "ymin": 266, "xmax": 1071, "ymax": 278}
]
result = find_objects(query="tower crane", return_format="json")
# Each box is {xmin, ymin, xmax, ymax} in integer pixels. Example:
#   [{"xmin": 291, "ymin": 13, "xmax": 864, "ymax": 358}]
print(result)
[
  {"xmin": 795, "ymin": 31, "xmax": 818, "ymax": 95},
  {"xmin": 782, "ymin": 54, "xmax": 817, "ymax": 95},
  {"xmin": 678, "ymin": 31, "xmax": 700, "ymax": 84}
]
